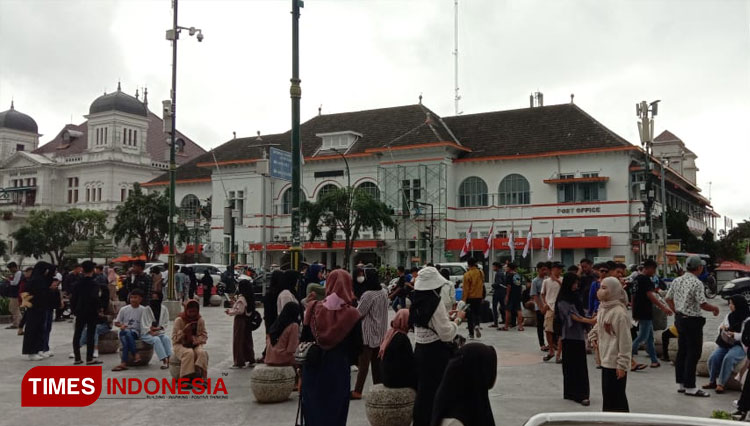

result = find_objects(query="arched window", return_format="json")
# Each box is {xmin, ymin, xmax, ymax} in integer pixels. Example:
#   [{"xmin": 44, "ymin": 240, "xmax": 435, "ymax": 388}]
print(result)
[
  {"xmin": 281, "ymin": 188, "xmax": 292, "ymax": 215},
  {"xmin": 180, "ymin": 194, "xmax": 201, "ymax": 219},
  {"xmin": 357, "ymin": 181, "xmax": 380, "ymax": 200},
  {"xmin": 458, "ymin": 177, "xmax": 488, "ymax": 207},
  {"xmin": 498, "ymin": 174, "xmax": 530, "ymax": 205},
  {"xmin": 317, "ymin": 184, "xmax": 338, "ymax": 201}
]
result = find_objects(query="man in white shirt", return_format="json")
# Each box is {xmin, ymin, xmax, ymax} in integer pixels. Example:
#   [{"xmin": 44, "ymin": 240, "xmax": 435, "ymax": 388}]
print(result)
[
  {"xmin": 5, "ymin": 262, "xmax": 22, "ymax": 329},
  {"xmin": 540, "ymin": 262, "xmax": 563, "ymax": 362}
]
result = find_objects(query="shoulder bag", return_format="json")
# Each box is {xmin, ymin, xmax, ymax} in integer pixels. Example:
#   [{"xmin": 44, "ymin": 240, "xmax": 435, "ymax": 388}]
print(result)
[{"xmin": 294, "ymin": 302, "xmax": 323, "ymax": 366}]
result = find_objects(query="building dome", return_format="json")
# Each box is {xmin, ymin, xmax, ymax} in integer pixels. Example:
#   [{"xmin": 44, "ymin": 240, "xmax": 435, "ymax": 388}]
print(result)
[
  {"xmin": 0, "ymin": 101, "xmax": 38, "ymax": 133},
  {"xmin": 89, "ymin": 83, "xmax": 147, "ymax": 117}
]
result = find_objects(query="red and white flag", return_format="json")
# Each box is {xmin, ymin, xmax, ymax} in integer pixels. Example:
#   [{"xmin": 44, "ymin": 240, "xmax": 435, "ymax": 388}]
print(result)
[
  {"xmin": 522, "ymin": 224, "xmax": 533, "ymax": 258},
  {"xmin": 483, "ymin": 223, "xmax": 494, "ymax": 259},
  {"xmin": 509, "ymin": 224, "xmax": 516, "ymax": 261},
  {"xmin": 547, "ymin": 222, "xmax": 555, "ymax": 260},
  {"xmin": 460, "ymin": 223, "xmax": 473, "ymax": 258}
]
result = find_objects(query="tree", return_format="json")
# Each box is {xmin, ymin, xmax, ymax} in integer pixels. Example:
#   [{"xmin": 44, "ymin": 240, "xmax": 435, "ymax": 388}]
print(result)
[
  {"xmin": 300, "ymin": 187, "xmax": 395, "ymax": 271},
  {"xmin": 112, "ymin": 183, "xmax": 189, "ymax": 260},
  {"xmin": 10, "ymin": 209, "xmax": 108, "ymax": 264},
  {"xmin": 665, "ymin": 209, "xmax": 701, "ymax": 253},
  {"xmin": 717, "ymin": 219, "xmax": 750, "ymax": 262}
]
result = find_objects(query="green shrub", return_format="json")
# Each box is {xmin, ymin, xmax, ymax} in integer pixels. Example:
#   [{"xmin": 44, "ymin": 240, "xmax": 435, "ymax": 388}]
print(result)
[
  {"xmin": 711, "ymin": 410, "xmax": 733, "ymax": 419},
  {"xmin": 0, "ymin": 297, "xmax": 10, "ymax": 315}
]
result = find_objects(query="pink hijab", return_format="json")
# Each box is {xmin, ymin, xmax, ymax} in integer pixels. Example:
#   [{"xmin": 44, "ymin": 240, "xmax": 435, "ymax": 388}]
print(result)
[
  {"xmin": 304, "ymin": 269, "xmax": 360, "ymax": 350},
  {"xmin": 379, "ymin": 309, "xmax": 410, "ymax": 359}
]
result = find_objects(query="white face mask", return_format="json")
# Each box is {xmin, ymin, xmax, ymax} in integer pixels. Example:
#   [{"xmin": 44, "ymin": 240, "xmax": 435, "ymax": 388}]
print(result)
[{"xmin": 356, "ymin": 276, "xmax": 365, "ymax": 283}]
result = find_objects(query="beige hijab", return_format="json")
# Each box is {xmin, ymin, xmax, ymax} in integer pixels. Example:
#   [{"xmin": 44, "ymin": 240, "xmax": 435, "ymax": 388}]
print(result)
[{"xmin": 597, "ymin": 277, "xmax": 627, "ymax": 325}]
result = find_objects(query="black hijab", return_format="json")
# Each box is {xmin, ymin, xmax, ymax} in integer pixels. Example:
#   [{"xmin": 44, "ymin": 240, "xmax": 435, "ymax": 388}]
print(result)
[
  {"xmin": 729, "ymin": 295, "xmax": 750, "ymax": 332},
  {"xmin": 431, "ymin": 343, "xmax": 497, "ymax": 426},
  {"xmin": 238, "ymin": 280, "xmax": 254, "ymax": 314},
  {"xmin": 555, "ymin": 272, "xmax": 583, "ymax": 315},
  {"xmin": 268, "ymin": 301, "xmax": 301, "ymax": 346},
  {"xmin": 363, "ymin": 268, "xmax": 381, "ymax": 293},
  {"xmin": 149, "ymin": 291, "xmax": 162, "ymax": 323},
  {"xmin": 30, "ymin": 262, "xmax": 55, "ymax": 310},
  {"xmin": 410, "ymin": 289, "xmax": 441, "ymax": 328}
]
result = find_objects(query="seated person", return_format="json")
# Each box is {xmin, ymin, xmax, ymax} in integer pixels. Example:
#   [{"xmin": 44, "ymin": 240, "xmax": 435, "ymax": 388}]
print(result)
[
  {"xmin": 141, "ymin": 291, "xmax": 173, "ymax": 370},
  {"xmin": 265, "ymin": 302, "xmax": 301, "ymax": 367},
  {"xmin": 379, "ymin": 309, "xmax": 416, "ymax": 390},
  {"xmin": 68, "ymin": 321, "xmax": 111, "ymax": 359},
  {"xmin": 172, "ymin": 300, "xmax": 208, "ymax": 381},
  {"xmin": 112, "ymin": 289, "xmax": 147, "ymax": 371}
]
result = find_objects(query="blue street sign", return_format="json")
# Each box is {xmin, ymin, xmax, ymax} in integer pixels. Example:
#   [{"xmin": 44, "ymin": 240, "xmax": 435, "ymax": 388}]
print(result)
[{"xmin": 269, "ymin": 147, "xmax": 292, "ymax": 181}]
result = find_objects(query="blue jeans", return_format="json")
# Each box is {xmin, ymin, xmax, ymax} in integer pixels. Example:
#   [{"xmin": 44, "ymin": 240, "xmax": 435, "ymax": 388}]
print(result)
[
  {"xmin": 708, "ymin": 344, "xmax": 746, "ymax": 386},
  {"xmin": 631, "ymin": 319, "xmax": 658, "ymax": 363},
  {"xmin": 392, "ymin": 296, "xmax": 406, "ymax": 312},
  {"xmin": 119, "ymin": 329, "xmax": 139, "ymax": 363},
  {"xmin": 79, "ymin": 324, "xmax": 112, "ymax": 347},
  {"xmin": 141, "ymin": 333, "xmax": 173, "ymax": 362}
]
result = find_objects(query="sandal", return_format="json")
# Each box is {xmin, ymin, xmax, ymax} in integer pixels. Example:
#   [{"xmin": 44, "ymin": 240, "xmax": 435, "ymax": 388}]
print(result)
[
  {"xmin": 631, "ymin": 363, "xmax": 647, "ymax": 372},
  {"xmin": 716, "ymin": 385, "xmax": 725, "ymax": 394},
  {"xmin": 518, "ymin": 326, "xmax": 524, "ymax": 331},
  {"xmin": 543, "ymin": 354, "xmax": 554, "ymax": 362},
  {"xmin": 686, "ymin": 389, "xmax": 711, "ymax": 397},
  {"xmin": 702, "ymin": 383, "xmax": 717, "ymax": 390},
  {"xmin": 540, "ymin": 346, "xmax": 550, "ymax": 352},
  {"xmin": 160, "ymin": 364, "xmax": 169, "ymax": 370},
  {"xmin": 73, "ymin": 360, "xmax": 83, "ymax": 365},
  {"xmin": 86, "ymin": 360, "xmax": 103, "ymax": 365},
  {"xmin": 650, "ymin": 362, "xmax": 661, "ymax": 368},
  {"xmin": 111, "ymin": 365, "xmax": 128, "ymax": 371}
]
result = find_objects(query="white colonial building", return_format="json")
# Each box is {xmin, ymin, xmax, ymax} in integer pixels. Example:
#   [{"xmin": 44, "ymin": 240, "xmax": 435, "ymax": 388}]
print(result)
[
  {"xmin": 0, "ymin": 85, "xmax": 205, "ymax": 246},
  {"xmin": 144, "ymin": 98, "xmax": 718, "ymax": 271}
]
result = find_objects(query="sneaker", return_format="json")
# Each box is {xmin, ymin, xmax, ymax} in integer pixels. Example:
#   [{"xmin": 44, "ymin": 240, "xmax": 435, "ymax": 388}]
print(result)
[
  {"xmin": 68, "ymin": 353, "xmax": 75, "ymax": 359},
  {"xmin": 93, "ymin": 350, "xmax": 99, "ymax": 358},
  {"xmin": 40, "ymin": 351, "xmax": 54, "ymax": 358},
  {"xmin": 28, "ymin": 354, "xmax": 44, "ymax": 361},
  {"xmin": 475, "ymin": 326, "xmax": 482, "ymax": 338}
]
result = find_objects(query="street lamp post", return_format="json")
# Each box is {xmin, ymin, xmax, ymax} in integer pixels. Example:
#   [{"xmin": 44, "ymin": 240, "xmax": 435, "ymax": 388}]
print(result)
[
  {"xmin": 660, "ymin": 156, "xmax": 669, "ymax": 277},
  {"xmin": 289, "ymin": 0, "xmax": 303, "ymax": 272},
  {"xmin": 165, "ymin": 0, "xmax": 203, "ymax": 300},
  {"xmin": 636, "ymin": 99, "xmax": 660, "ymax": 262}
]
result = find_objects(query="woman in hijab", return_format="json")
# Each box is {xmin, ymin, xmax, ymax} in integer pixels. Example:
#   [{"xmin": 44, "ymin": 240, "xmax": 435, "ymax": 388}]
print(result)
[
  {"xmin": 411, "ymin": 266, "xmax": 460, "ymax": 426},
  {"xmin": 431, "ymin": 343, "xmax": 497, "ymax": 426},
  {"xmin": 187, "ymin": 267, "xmax": 198, "ymax": 300},
  {"xmin": 140, "ymin": 290, "xmax": 172, "ymax": 369},
  {"xmin": 265, "ymin": 302, "xmax": 301, "ymax": 366},
  {"xmin": 200, "ymin": 271, "xmax": 213, "ymax": 307},
  {"xmin": 555, "ymin": 272, "xmax": 596, "ymax": 406},
  {"xmin": 588, "ymin": 277, "xmax": 632, "ymax": 412},
  {"xmin": 172, "ymin": 299, "xmax": 209, "ymax": 381},
  {"xmin": 305, "ymin": 264, "xmax": 325, "ymax": 301},
  {"xmin": 22, "ymin": 262, "xmax": 56, "ymax": 361},
  {"xmin": 300, "ymin": 269, "xmax": 362, "ymax": 426},
  {"xmin": 225, "ymin": 280, "xmax": 256, "ymax": 368},
  {"xmin": 352, "ymin": 268, "xmax": 389, "ymax": 399},
  {"xmin": 380, "ymin": 308, "xmax": 416, "ymax": 390},
  {"xmin": 704, "ymin": 295, "xmax": 750, "ymax": 393}
]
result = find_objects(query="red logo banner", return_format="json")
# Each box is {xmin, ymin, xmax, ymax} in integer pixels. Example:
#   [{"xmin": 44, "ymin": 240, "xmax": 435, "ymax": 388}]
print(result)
[{"xmin": 22, "ymin": 366, "xmax": 102, "ymax": 407}]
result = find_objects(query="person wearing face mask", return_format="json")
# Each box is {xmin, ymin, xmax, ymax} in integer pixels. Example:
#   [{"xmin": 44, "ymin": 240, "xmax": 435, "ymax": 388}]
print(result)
[
  {"xmin": 352, "ymin": 268, "xmax": 389, "ymax": 399},
  {"xmin": 353, "ymin": 268, "xmax": 366, "ymax": 300}
]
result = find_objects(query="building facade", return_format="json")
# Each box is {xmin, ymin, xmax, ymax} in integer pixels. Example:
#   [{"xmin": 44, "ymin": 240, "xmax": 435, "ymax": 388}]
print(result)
[
  {"xmin": 144, "ymin": 100, "xmax": 718, "ymax": 272},
  {"xmin": 0, "ymin": 85, "xmax": 205, "ymax": 246}
]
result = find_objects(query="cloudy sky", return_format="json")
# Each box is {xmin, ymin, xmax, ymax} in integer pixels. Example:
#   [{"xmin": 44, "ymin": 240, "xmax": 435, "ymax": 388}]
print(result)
[{"xmin": 0, "ymin": 0, "xmax": 748, "ymax": 223}]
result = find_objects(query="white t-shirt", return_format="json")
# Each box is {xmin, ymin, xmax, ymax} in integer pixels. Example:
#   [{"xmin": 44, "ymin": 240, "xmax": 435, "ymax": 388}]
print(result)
[{"xmin": 541, "ymin": 276, "xmax": 561, "ymax": 310}]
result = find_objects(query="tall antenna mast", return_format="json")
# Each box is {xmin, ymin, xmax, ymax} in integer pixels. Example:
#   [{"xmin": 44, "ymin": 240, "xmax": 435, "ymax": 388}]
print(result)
[{"xmin": 453, "ymin": 0, "xmax": 461, "ymax": 115}]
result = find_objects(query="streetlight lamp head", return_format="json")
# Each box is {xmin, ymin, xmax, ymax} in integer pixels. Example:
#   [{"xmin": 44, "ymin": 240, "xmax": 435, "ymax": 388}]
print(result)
[
  {"xmin": 189, "ymin": 26, "xmax": 196, "ymax": 36},
  {"xmin": 196, "ymin": 31, "xmax": 204, "ymax": 42}
]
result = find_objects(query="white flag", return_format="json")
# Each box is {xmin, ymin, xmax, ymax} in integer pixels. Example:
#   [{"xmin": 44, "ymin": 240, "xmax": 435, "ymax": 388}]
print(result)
[
  {"xmin": 509, "ymin": 224, "xmax": 515, "ymax": 261},
  {"xmin": 547, "ymin": 223, "xmax": 555, "ymax": 260},
  {"xmin": 483, "ymin": 223, "xmax": 494, "ymax": 259},
  {"xmin": 522, "ymin": 225, "xmax": 533, "ymax": 258},
  {"xmin": 460, "ymin": 223, "xmax": 473, "ymax": 258}
]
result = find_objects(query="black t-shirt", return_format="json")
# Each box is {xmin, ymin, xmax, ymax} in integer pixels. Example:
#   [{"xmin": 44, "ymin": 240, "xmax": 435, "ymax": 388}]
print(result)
[{"xmin": 632, "ymin": 274, "xmax": 655, "ymax": 320}]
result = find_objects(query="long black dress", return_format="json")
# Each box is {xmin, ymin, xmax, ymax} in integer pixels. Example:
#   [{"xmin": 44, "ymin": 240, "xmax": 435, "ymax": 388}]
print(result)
[
  {"xmin": 22, "ymin": 264, "xmax": 54, "ymax": 355},
  {"xmin": 557, "ymin": 299, "xmax": 590, "ymax": 403},
  {"xmin": 382, "ymin": 332, "xmax": 417, "ymax": 389}
]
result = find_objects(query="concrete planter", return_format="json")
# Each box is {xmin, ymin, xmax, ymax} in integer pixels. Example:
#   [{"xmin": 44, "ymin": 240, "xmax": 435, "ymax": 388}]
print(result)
[
  {"xmin": 162, "ymin": 300, "xmax": 182, "ymax": 321},
  {"xmin": 522, "ymin": 308, "xmax": 536, "ymax": 327},
  {"xmin": 169, "ymin": 358, "xmax": 182, "ymax": 379},
  {"xmin": 209, "ymin": 295, "xmax": 222, "ymax": 307},
  {"xmin": 98, "ymin": 330, "xmax": 120, "ymax": 355},
  {"xmin": 124, "ymin": 340, "xmax": 153, "ymax": 367},
  {"xmin": 250, "ymin": 365, "xmax": 296, "ymax": 403},
  {"xmin": 696, "ymin": 341, "xmax": 717, "ymax": 377},
  {"xmin": 365, "ymin": 384, "xmax": 416, "ymax": 426}
]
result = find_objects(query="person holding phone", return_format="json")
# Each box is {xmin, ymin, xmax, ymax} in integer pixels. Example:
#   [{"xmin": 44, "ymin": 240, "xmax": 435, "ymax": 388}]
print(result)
[
  {"xmin": 172, "ymin": 300, "xmax": 208, "ymax": 383},
  {"xmin": 140, "ymin": 290, "xmax": 172, "ymax": 369}
]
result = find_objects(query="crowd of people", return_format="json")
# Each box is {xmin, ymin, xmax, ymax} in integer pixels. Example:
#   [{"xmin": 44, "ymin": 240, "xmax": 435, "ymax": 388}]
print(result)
[{"xmin": 8, "ymin": 252, "xmax": 750, "ymax": 423}]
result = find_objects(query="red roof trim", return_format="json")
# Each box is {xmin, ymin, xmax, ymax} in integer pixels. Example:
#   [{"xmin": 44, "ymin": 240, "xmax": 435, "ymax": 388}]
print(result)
[{"xmin": 454, "ymin": 146, "xmax": 637, "ymax": 163}]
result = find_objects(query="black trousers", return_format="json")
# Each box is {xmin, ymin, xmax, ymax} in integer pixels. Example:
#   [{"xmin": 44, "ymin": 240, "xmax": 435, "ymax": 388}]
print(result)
[
  {"xmin": 467, "ymin": 298, "xmax": 482, "ymax": 337},
  {"xmin": 73, "ymin": 316, "xmax": 97, "ymax": 362},
  {"xmin": 661, "ymin": 328, "xmax": 676, "ymax": 361},
  {"xmin": 413, "ymin": 341, "xmax": 452, "ymax": 426},
  {"xmin": 674, "ymin": 314, "xmax": 705, "ymax": 389},
  {"xmin": 738, "ymin": 361, "xmax": 750, "ymax": 412},
  {"xmin": 562, "ymin": 339, "xmax": 589, "ymax": 402},
  {"xmin": 601, "ymin": 367, "xmax": 629, "ymax": 412},
  {"xmin": 536, "ymin": 311, "xmax": 545, "ymax": 347},
  {"xmin": 491, "ymin": 288, "xmax": 506, "ymax": 325}
]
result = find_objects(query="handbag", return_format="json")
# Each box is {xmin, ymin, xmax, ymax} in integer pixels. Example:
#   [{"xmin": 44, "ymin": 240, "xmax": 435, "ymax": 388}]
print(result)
[
  {"xmin": 717, "ymin": 329, "xmax": 736, "ymax": 348},
  {"xmin": 294, "ymin": 302, "xmax": 323, "ymax": 366},
  {"xmin": 247, "ymin": 310, "xmax": 262, "ymax": 331}
]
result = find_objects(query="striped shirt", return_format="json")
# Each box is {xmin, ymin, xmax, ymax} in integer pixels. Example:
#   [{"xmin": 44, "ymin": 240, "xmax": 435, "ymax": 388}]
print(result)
[{"xmin": 357, "ymin": 289, "xmax": 389, "ymax": 348}]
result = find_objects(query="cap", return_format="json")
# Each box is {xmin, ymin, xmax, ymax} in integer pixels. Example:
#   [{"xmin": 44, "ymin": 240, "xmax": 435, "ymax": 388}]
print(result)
[
  {"xmin": 414, "ymin": 266, "xmax": 450, "ymax": 291},
  {"xmin": 686, "ymin": 255, "xmax": 706, "ymax": 270}
]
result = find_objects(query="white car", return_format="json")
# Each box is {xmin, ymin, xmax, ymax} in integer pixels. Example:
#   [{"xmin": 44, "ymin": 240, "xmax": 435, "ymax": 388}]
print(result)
[
  {"xmin": 524, "ymin": 412, "xmax": 739, "ymax": 426},
  {"xmin": 186, "ymin": 263, "xmax": 251, "ymax": 286}
]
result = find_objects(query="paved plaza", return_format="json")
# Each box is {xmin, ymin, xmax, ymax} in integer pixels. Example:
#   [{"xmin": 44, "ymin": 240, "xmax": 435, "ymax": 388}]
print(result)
[{"xmin": 0, "ymin": 298, "xmax": 740, "ymax": 426}]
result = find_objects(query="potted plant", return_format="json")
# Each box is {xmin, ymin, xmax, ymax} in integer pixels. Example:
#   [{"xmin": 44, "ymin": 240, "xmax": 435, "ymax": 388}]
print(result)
[{"xmin": 0, "ymin": 297, "xmax": 11, "ymax": 324}]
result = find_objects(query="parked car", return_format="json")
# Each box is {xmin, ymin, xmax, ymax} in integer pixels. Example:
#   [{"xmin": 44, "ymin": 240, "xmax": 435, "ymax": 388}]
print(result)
[
  {"xmin": 523, "ymin": 411, "xmax": 739, "ymax": 426},
  {"xmin": 719, "ymin": 276, "xmax": 750, "ymax": 302}
]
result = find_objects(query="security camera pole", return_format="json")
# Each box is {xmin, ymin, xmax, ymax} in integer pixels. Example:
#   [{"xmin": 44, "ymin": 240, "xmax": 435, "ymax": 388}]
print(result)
[
  {"xmin": 165, "ymin": 0, "xmax": 202, "ymax": 299},
  {"xmin": 636, "ymin": 99, "xmax": 660, "ymax": 264},
  {"xmin": 289, "ymin": 0, "xmax": 304, "ymax": 271}
]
